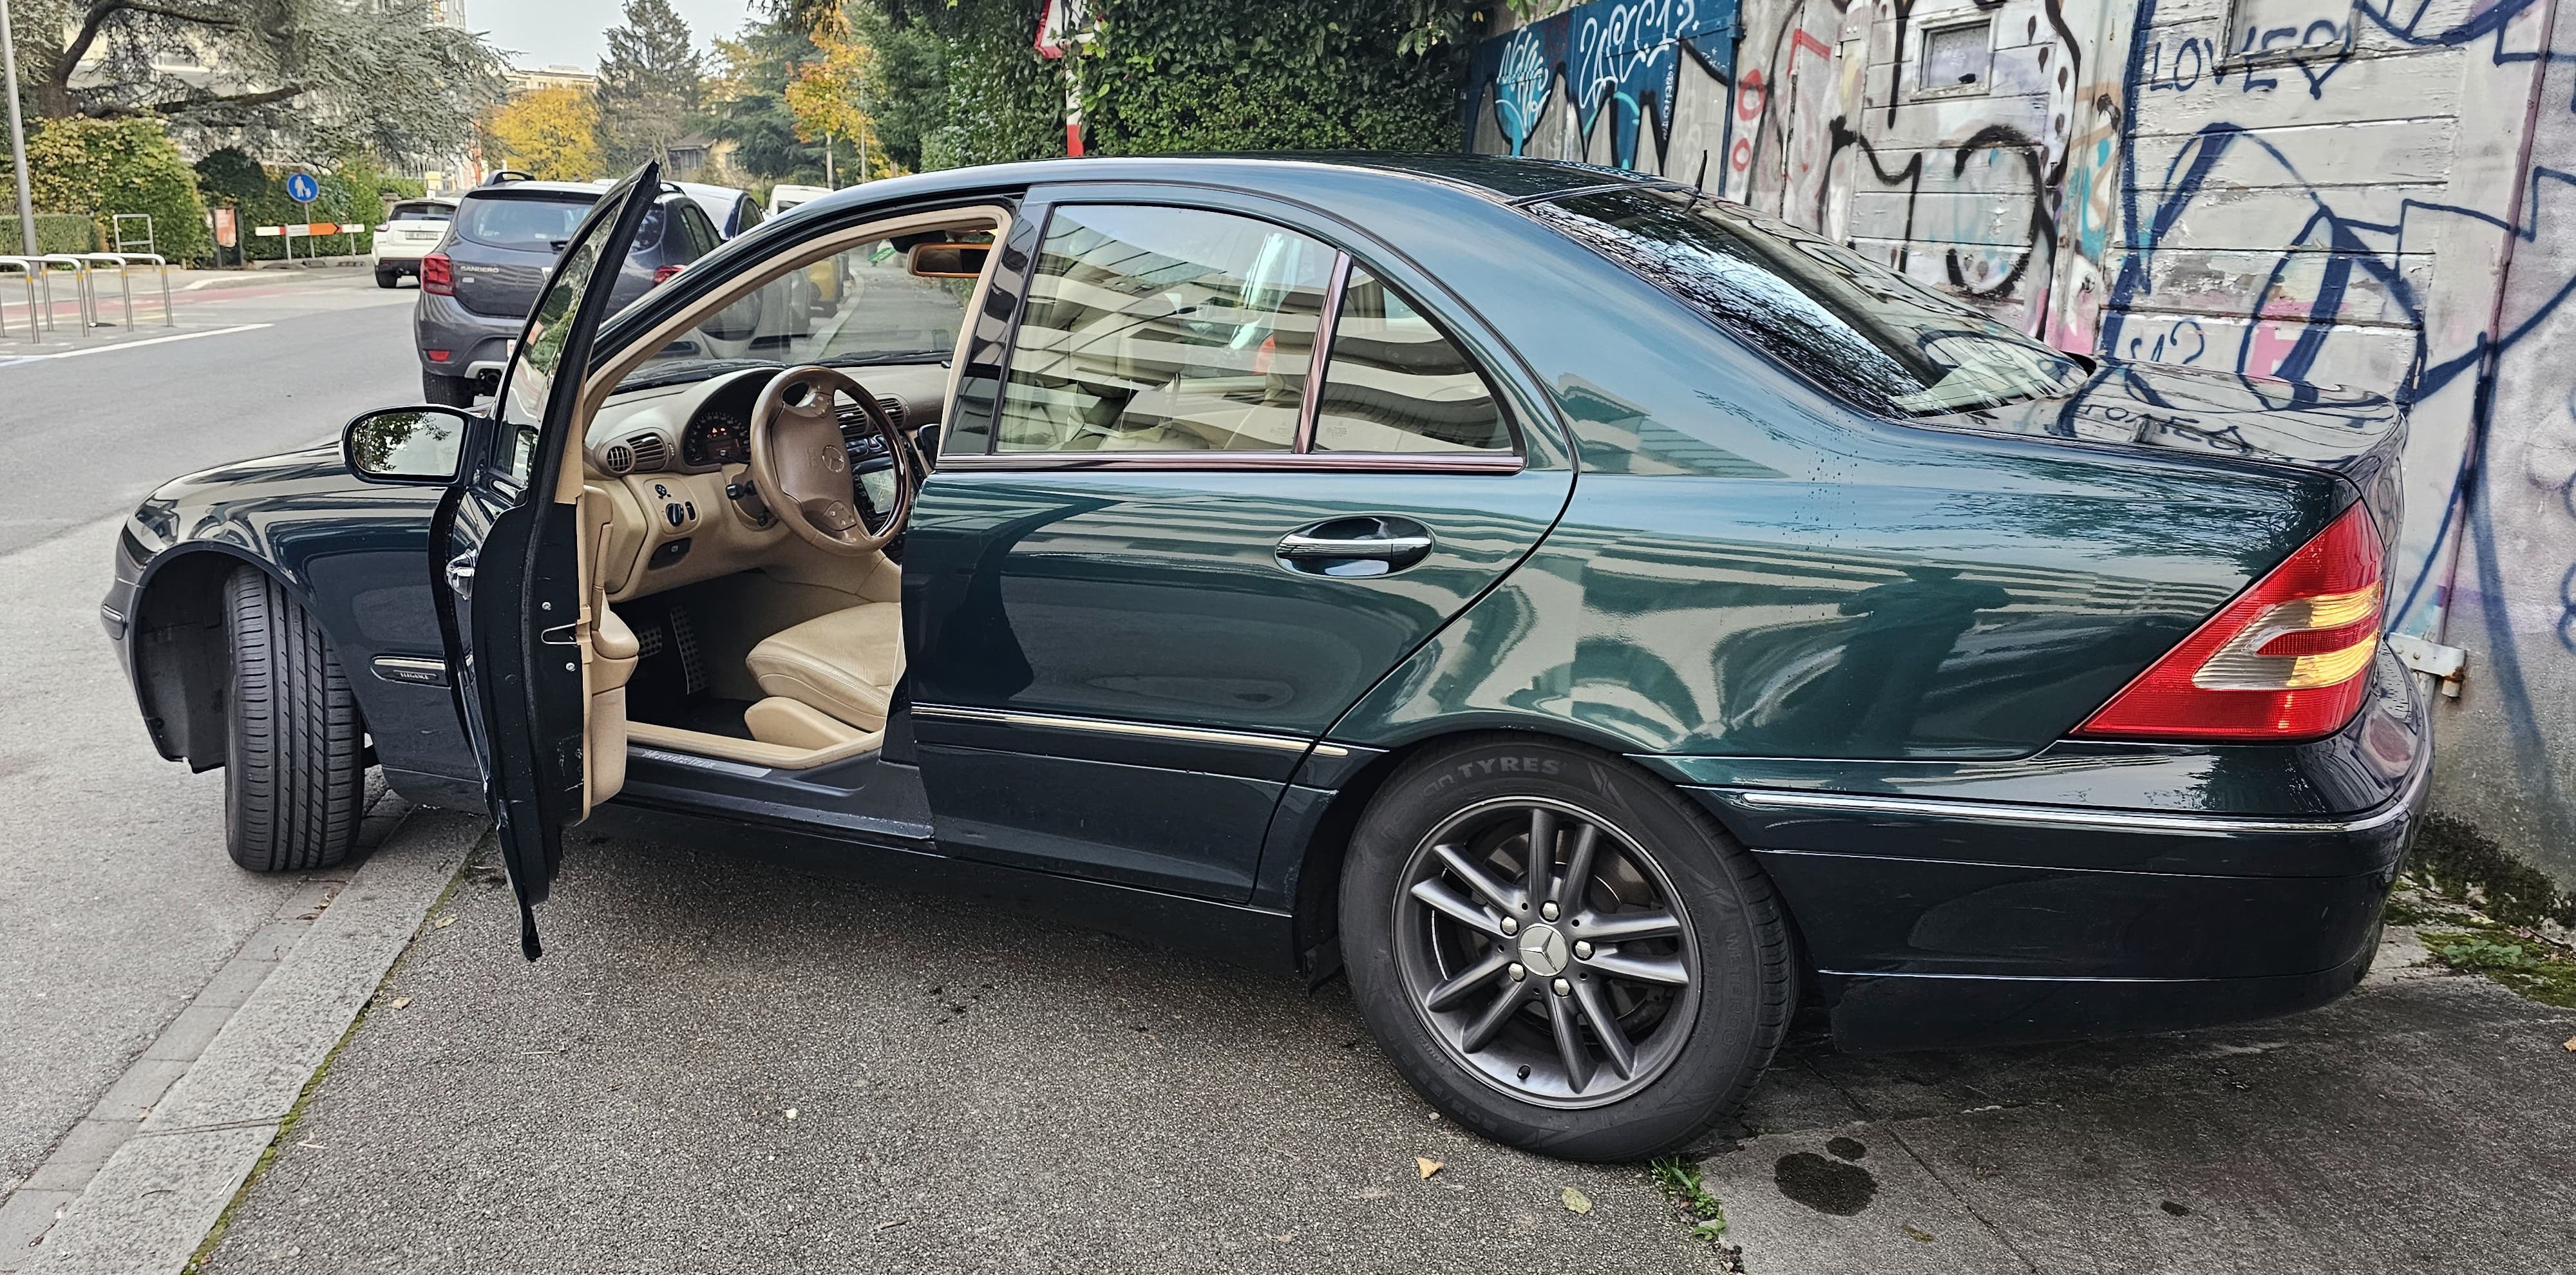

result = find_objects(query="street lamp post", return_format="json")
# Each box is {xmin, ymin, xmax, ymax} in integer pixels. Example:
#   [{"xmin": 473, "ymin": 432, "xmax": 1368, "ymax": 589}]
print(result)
[{"xmin": 0, "ymin": 0, "xmax": 39, "ymax": 257}]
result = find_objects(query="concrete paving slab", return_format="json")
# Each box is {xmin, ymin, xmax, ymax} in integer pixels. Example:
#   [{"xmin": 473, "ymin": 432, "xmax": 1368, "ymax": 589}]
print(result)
[
  {"xmin": 193, "ymin": 834, "xmax": 1733, "ymax": 1275},
  {"xmin": 21, "ymin": 1128, "xmax": 278, "ymax": 1275}
]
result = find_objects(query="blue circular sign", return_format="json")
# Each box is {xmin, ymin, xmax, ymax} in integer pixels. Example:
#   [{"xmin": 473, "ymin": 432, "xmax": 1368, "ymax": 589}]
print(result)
[{"xmin": 285, "ymin": 173, "xmax": 319, "ymax": 203}]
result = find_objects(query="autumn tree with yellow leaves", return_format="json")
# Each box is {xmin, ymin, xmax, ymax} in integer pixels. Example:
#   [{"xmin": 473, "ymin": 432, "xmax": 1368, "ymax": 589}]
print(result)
[{"xmin": 484, "ymin": 88, "xmax": 605, "ymax": 182}]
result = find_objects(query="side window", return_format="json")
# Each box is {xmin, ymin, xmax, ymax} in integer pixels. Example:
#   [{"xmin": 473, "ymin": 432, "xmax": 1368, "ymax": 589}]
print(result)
[
  {"xmin": 1311, "ymin": 269, "xmax": 1511, "ymax": 453},
  {"xmin": 994, "ymin": 205, "xmax": 1332, "ymax": 453}
]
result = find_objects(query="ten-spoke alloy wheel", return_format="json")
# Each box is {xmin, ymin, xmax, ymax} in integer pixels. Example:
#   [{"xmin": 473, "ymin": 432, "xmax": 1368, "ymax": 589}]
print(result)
[{"xmin": 1343, "ymin": 737, "xmax": 1795, "ymax": 1160}]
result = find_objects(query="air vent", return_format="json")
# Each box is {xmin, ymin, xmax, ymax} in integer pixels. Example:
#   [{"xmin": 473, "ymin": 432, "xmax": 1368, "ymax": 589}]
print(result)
[
  {"xmin": 600, "ymin": 442, "xmax": 634, "ymax": 475},
  {"xmin": 838, "ymin": 397, "xmax": 907, "ymax": 432},
  {"xmin": 625, "ymin": 431, "xmax": 669, "ymax": 471}
]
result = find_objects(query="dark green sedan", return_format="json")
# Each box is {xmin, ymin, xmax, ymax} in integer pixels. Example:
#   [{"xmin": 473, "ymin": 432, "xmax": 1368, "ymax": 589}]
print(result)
[{"xmin": 103, "ymin": 156, "xmax": 2425, "ymax": 1161}]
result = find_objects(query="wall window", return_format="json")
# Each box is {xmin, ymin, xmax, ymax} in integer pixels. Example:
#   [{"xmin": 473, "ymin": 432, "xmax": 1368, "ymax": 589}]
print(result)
[
  {"xmin": 1917, "ymin": 21, "xmax": 1992, "ymax": 97},
  {"xmin": 995, "ymin": 205, "xmax": 1332, "ymax": 453},
  {"xmin": 1311, "ymin": 269, "xmax": 1511, "ymax": 453}
]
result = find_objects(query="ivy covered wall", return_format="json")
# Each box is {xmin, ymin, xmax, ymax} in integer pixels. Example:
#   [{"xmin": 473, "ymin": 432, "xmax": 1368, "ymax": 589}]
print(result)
[{"xmin": 909, "ymin": 0, "xmax": 1475, "ymax": 169}]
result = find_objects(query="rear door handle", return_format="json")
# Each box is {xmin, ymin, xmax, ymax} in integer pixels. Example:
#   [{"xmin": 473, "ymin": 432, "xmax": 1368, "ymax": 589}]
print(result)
[
  {"xmin": 444, "ymin": 552, "xmax": 477, "ymax": 597},
  {"xmin": 1276, "ymin": 533, "xmax": 1433, "ymax": 561}
]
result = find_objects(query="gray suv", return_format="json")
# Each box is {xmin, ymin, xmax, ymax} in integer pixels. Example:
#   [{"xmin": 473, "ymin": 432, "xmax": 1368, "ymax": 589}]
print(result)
[{"xmin": 415, "ymin": 176, "xmax": 722, "ymax": 404}]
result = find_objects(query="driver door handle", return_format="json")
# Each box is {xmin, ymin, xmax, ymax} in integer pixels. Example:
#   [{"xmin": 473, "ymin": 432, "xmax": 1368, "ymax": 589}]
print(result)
[{"xmin": 445, "ymin": 552, "xmax": 477, "ymax": 598}]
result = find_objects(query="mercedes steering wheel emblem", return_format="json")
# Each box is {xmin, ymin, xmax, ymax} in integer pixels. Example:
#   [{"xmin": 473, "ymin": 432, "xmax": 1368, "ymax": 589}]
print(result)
[
  {"xmin": 822, "ymin": 446, "xmax": 845, "ymax": 473},
  {"xmin": 1515, "ymin": 922, "xmax": 1570, "ymax": 977}
]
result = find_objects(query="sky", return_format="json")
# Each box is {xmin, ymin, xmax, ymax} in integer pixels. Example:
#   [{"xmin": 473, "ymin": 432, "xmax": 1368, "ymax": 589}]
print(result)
[{"xmin": 459, "ymin": 0, "xmax": 762, "ymax": 72}]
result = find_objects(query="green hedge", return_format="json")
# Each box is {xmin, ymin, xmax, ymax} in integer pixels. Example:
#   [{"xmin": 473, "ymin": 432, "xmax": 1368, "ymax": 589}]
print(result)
[
  {"xmin": 0, "ymin": 212, "xmax": 100, "ymax": 255},
  {"xmin": 27, "ymin": 118, "xmax": 212, "ymax": 263},
  {"xmin": 195, "ymin": 149, "xmax": 381, "ymax": 263},
  {"xmin": 911, "ymin": 0, "xmax": 1472, "ymax": 169}
]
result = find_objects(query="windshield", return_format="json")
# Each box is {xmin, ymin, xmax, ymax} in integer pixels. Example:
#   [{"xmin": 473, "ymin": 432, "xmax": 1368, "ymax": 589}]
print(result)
[
  {"xmin": 616, "ymin": 232, "xmax": 978, "ymax": 393},
  {"xmin": 1536, "ymin": 187, "xmax": 2085, "ymax": 415}
]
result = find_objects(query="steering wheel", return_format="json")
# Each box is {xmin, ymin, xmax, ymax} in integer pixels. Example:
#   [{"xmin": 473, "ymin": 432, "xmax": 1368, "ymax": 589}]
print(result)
[{"xmin": 747, "ymin": 365, "xmax": 916, "ymax": 557}]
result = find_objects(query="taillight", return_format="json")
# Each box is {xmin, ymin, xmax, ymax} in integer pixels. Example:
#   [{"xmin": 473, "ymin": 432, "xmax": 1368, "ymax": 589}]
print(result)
[
  {"xmin": 2073, "ymin": 501, "xmax": 2383, "ymax": 742},
  {"xmin": 653, "ymin": 264, "xmax": 683, "ymax": 284},
  {"xmin": 421, "ymin": 252, "xmax": 453, "ymax": 296}
]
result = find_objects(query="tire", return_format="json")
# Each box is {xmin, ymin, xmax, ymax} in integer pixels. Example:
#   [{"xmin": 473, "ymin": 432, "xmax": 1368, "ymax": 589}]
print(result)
[
  {"xmin": 422, "ymin": 370, "xmax": 475, "ymax": 407},
  {"xmin": 374, "ymin": 267, "xmax": 400, "ymax": 289},
  {"xmin": 1340, "ymin": 735, "xmax": 1795, "ymax": 1161},
  {"xmin": 222, "ymin": 567, "xmax": 366, "ymax": 873}
]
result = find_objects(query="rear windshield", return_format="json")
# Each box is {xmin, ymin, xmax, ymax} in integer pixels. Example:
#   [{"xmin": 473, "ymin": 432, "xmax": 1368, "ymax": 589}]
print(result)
[
  {"xmin": 388, "ymin": 202, "xmax": 453, "ymax": 222},
  {"xmin": 1535, "ymin": 187, "xmax": 2085, "ymax": 415},
  {"xmin": 451, "ymin": 193, "xmax": 679, "ymax": 255}
]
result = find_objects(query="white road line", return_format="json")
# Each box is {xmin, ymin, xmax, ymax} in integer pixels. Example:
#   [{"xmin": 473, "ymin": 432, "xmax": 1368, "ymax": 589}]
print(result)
[{"xmin": 0, "ymin": 325, "xmax": 272, "ymax": 365}]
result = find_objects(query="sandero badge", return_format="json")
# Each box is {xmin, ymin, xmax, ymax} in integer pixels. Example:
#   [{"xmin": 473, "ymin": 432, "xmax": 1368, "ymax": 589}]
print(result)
[{"xmin": 102, "ymin": 155, "xmax": 2427, "ymax": 1161}]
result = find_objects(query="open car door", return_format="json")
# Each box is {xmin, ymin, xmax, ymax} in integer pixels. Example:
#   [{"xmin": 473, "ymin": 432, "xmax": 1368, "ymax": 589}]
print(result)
[{"xmin": 439, "ymin": 162, "xmax": 659, "ymax": 960}]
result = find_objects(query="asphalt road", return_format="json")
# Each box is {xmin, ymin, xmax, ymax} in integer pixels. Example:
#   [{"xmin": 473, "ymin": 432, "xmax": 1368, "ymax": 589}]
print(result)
[{"xmin": 0, "ymin": 270, "xmax": 419, "ymax": 1190}]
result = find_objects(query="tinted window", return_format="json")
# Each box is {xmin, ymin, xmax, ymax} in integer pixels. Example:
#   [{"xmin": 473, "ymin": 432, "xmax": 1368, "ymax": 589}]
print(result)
[
  {"xmin": 454, "ymin": 194, "xmax": 596, "ymax": 251},
  {"xmin": 1537, "ymin": 187, "xmax": 2084, "ymax": 415},
  {"xmin": 995, "ymin": 205, "xmax": 1331, "ymax": 453},
  {"xmin": 1312, "ymin": 268, "xmax": 1510, "ymax": 453},
  {"xmin": 388, "ymin": 201, "xmax": 453, "ymax": 222}
]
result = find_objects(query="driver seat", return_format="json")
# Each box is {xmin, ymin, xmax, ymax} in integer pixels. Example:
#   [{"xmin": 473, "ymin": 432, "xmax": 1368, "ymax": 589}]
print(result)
[{"xmin": 741, "ymin": 602, "xmax": 905, "ymax": 751}]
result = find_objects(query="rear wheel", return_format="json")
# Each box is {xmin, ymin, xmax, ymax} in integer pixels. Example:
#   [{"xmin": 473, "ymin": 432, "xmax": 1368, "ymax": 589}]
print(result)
[
  {"xmin": 223, "ymin": 567, "xmax": 365, "ymax": 872},
  {"xmin": 421, "ymin": 370, "xmax": 475, "ymax": 407},
  {"xmin": 374, "ymin": 266, "xmax": 401, "ymax": 289},
  {"xmin": 1340, "ymin": 736, "xmax": 1795, "ymax": 1161}
]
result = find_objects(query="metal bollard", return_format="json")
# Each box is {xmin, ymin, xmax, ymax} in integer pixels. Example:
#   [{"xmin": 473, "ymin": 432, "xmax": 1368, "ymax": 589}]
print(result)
[
  {"xmin": 82, "ymin": 254, "xmax": 135, "ymax": 328},
  {"xmin": 37, "ymin": 256, "xmax": 96, "ymax": 334},
  {"xmin": 0, "ymin": 256, "xmax": 34, "ymax": 343},
  {"xmin": 117, "ymin": 253, "xmax": 174, "ymax": 327}
]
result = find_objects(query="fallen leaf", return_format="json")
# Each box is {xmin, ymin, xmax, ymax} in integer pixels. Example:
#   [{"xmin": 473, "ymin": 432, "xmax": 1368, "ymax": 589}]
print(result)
[
  {"xmin": 433, "ymin": 914, "xmax": 456, "ymax": 929},
  {"xmin": 1417, "ymin": 1157, "xmax": 1444, "ymax": 1180},
  {"xmin": 1562, "ymin": 1185, "xmax": 1593, "ymax": 1214},
  {"xmin": 784, "ymin": 1108, "xmax": 799, "ymax": 1120},
  {"xmin": 1904, "ymin": 1224, "xmax": 1935, "ymax": 1242},
  {"xmin": 390, "ymin": 997, "xmax": 412, "ymax": 1010},
  {"xmin": 2563, "ymin": 1035, "xmax": 2575, "ymax": 1052}
]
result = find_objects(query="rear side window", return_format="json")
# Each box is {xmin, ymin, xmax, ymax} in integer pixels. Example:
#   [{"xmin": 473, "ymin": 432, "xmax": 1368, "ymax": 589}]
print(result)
[
  {"xmin": 453, "ymin": 195, "xmax": 596, "ymax": 250},
  {"xmin": 1311, "ymin": 268, "xmax": 1510, "ymax": 453},
  {"xmin": 1535, "ymin": 186, "xmax": 2084, "ymax": 415}
]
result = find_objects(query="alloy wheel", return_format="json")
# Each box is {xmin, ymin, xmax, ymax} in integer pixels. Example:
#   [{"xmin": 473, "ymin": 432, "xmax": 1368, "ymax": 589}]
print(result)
[{"xmin": 1392, "ymin": 796, "xmax": 1700, "ymax": 1108}]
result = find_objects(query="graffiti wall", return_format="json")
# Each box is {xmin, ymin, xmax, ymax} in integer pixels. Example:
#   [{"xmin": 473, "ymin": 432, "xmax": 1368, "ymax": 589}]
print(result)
[{"xmin": 1466, "ymin": 0, "xmax": 2576, "ymax": 885}]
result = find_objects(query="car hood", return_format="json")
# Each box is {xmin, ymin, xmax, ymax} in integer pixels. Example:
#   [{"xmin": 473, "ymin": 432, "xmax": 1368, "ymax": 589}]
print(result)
[{"xmin": 131, "ymin": 444, "xmax": 444, "ymax": 552}]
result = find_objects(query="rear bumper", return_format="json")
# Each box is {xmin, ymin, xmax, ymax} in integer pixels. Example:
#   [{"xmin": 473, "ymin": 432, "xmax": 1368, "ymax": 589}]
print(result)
[
  {"xmin": 413, "ymin": 292, "xmax": 517, "ymax": 380},
  {"xmin": 1674, "ymin": 651, "xmax": 2430, "ymax": 1051}
]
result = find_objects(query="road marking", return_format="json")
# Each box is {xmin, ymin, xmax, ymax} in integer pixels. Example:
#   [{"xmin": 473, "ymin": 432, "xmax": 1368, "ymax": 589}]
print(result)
[{"xmin": 0, "ymin": 325, "xmax": 272, "ymax": 366}]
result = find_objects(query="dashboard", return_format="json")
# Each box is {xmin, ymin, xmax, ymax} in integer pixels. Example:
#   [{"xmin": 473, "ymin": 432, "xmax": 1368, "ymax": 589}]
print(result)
[{"xmin": 585, "ymin": 363, "xmax": 951, "ymax": 480}]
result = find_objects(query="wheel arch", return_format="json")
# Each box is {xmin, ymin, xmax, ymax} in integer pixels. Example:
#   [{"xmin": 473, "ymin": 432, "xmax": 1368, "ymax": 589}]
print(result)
[
  {"xmin": 1282, "ymin": 723, "xmax": 1810, "ymax": 987},
  {"xmin": 128, "ymin": 547, "xmax": 322, "ymax": 771}
]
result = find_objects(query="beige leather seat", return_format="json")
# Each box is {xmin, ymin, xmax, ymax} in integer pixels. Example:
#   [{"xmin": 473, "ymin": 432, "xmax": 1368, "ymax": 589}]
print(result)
[{"xmin": 741, "ymin": 602, "xmax": 904, "ymax": 751}]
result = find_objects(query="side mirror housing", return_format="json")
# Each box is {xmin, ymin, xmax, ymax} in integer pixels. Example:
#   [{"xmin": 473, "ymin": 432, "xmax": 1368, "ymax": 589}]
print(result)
[{"xmin": 344, "ymin": 406, "xmax": 476, "ymax": 485}]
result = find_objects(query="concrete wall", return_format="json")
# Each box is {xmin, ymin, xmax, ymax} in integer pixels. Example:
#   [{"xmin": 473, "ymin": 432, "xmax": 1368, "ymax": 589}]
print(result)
[{"xmin": 1464, "ymin": 0, "xmax": 2576, "ymax": 887}]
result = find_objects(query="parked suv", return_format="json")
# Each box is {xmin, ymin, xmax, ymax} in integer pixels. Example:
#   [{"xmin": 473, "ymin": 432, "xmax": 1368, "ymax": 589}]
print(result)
[
  {"xmin": 372, "ymin": 197, "xmax": 456, "ymax": 288},
  {"xmin": 414, "ymin": 176, "xmax": 722, "ymax": 405}
]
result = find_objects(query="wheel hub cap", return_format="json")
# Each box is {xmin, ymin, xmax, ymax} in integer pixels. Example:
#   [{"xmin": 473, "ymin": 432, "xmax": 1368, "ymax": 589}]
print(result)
[{"xmin": 1515, "ymin": 923, "xmax": 1569, "ymax": 976}]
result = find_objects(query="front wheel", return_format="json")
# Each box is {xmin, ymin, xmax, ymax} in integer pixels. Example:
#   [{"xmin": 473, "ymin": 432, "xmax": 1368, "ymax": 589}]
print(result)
[
  {"xmin": 1340, "ymin": 736, "xmax": 1795, "ymax": 1161},
  {"xmin": 223, "ymin": 567, "xmax": 366, "ymax": 872}
]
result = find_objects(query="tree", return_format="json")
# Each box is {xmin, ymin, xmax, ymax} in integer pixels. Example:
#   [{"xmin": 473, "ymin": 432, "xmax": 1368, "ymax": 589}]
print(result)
[
  {"xmin": 487, "ymin": 88, "xmax": 603, "ymax": 181},
  {"xmin": 5, "ymin": 0, "xmax": 505, "ymax": 165},
  {"xmin": 784, "ymin": 8, "xmax": 874, "ymax": 184},
  {"xmin": 596, "ymin": 0, "xmax": 704, "ymax": 169},
  {"xmin": 701, "ymin": 17, "xmax": 826, "ymax": 184}
]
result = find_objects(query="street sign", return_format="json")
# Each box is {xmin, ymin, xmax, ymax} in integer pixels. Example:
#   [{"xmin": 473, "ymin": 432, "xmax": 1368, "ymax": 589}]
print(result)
[{"xmin": 285, "ymin": 172, "xmax": 319, "ymax": 203}]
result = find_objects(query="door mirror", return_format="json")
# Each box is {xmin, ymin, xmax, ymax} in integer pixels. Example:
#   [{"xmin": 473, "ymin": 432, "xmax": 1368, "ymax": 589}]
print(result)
[
  {"xmin": 343, "ymin": 406, "xmax": 475, "ymax": 484},
  {"xmin": 907, "ymin": 242, "xmax": 989, "ymax": 278}
]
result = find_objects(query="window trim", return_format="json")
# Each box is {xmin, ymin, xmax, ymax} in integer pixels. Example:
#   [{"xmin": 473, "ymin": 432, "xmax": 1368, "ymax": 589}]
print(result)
[{"xmin": 948, "ymin": 199, "xmax": 1525, "ymax": 476}]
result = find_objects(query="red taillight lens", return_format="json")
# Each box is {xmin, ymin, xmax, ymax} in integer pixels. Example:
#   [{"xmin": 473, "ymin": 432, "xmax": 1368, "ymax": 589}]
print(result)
[
  {"xmin": 421, "ymin": 253, "xmax": 453, "ymax": 296},
  {"xmin": 2074, "ymin": 502, "xmax": 2383, "ymax": 742},
  {"xmin": 653, "ymin": 264, "xmax": 683, "ymax": 284}
]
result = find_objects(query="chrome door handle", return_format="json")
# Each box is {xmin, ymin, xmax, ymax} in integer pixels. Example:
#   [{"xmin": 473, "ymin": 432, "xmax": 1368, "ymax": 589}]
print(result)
[
  {"xmin": 1276, "ymin": 533, "xmax": 1434, "ymax": 561},
  {"xmin": 444, "ymin": 552, "xmax": 477, "ymax": 597}
]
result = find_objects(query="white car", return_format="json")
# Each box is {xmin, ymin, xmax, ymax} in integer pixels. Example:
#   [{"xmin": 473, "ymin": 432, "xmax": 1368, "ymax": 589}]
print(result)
[
  {"xmin": 372, "ymin": 198, "xmax": 458, "ymax": 288},
  {"xmin": 764, "ymin": 184, "xmax": 834, "ymax": 218}
]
